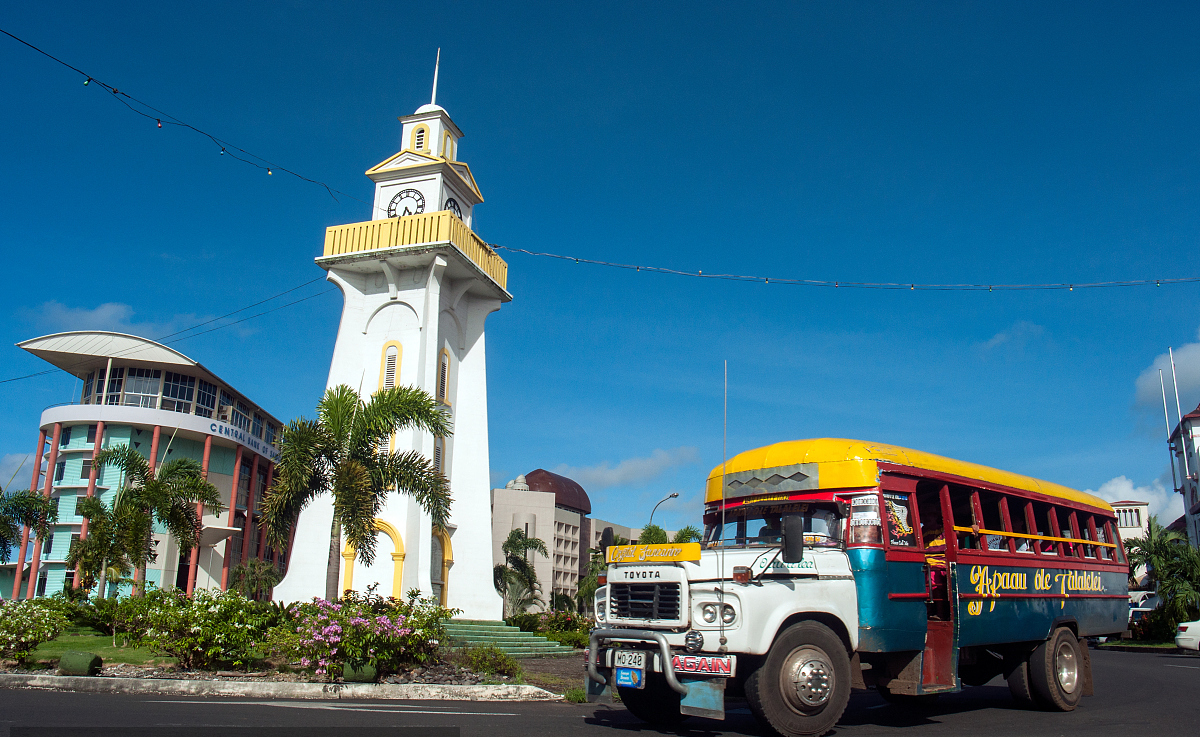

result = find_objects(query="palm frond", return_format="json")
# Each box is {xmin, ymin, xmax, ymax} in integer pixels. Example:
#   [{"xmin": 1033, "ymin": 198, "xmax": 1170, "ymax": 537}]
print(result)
[
  {"xmin": 262, "ymin": 418, "xmax": 331, "ymax": 551},
  {"xmin": 318, "ymin": 385, "xmax": 362, "ymax": 457},
  {"xmin": 331, "ymin": 458, "xmax": 383, "ymax": 565},
  {"xmin": 356, "ymin": 386, "xmax": 452, "ymax": 451},
  {"xmin": 377, "ymin": 450, "xmax": 452, "ymax": 530},
  {"xmin": 0, "ymin": 489, "xmax": 58, "ymax": 563},
  {"xmin": 93, "ymin": 445, "xmax": 151, "ymax": 489}
]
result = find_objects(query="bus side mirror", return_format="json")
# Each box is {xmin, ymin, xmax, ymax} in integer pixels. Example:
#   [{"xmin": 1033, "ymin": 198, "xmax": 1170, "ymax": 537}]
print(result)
[{"xmin": 782, "ymin": 514, "xmax": 805, "ymax": 564}]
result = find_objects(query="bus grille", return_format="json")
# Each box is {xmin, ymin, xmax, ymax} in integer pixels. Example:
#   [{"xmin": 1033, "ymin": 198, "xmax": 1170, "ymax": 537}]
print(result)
[{"xmin": 609, "ymin": 582, "xmax": 682, "ymax": 621}]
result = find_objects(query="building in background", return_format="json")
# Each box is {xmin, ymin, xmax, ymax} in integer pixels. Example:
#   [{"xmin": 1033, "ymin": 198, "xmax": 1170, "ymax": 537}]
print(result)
[
  {"xmin": 274, "ymin": 94, "xmax": 508, "ymax": 619},
  {"xmin": 1, "ymin": 331, "xmax": 285, "ymax": 600},
  {"xmin": 491, "ymin": 469, "xmax": 669, "ymax": 606},
  {"xmin": 1169, "ymin": 403, "xmax": 1200, "ymax": 547},
  {"xmin": 1112, "ymin": 499, "xmax": 1150, "ymax": 588}
]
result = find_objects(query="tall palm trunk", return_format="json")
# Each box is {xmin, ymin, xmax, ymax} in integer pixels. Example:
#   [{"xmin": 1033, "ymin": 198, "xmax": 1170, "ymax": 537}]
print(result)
[{"xmin": 325, "ymin": 517, "xmax": 342, "ymax": 601}]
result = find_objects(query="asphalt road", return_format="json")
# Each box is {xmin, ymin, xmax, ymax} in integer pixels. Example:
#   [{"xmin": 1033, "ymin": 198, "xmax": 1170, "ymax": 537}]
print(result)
[{"xmin": 0, "ymin": 649, "xmax": 1197, "ymax": 737}]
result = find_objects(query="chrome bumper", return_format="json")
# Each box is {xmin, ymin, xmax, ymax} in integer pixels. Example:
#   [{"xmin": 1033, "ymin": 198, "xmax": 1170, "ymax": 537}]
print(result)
[{"xmin": 587, "ymin": 628, "xmax": 689, "ymax": 696}]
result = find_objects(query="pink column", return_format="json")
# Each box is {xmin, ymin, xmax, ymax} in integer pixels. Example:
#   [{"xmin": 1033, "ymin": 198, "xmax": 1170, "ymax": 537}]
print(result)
[
  {"xmin": 148, "ymin": 425, "xmax": 161, "ymax": 477},
  {"xmin": 186, "ymin": 435, "xmax": 212, "ymax": 596},
  {"xmin": 26, "ymin": 423, "xmax": 62, "ymax": 599},
  {"xmin": 75, "ymin": 421, "xmax": 105, "ymax": 588},
  {"xmin": 241, "ymin": 454, "xmax": 260, "ymax": 565},
  {"xmin": 220, "ymin": 446, "xmax": 244, "ymax": 590},
  {"xmin": 11, "ymin": 429, "xmax": 46, "ymax": 600}
]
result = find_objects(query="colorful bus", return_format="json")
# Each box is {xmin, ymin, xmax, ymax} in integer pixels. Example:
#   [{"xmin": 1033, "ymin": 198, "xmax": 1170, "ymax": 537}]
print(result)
[{"xmin": 587, "ymin": 439, "xmax": 1128, "ymax": 737}]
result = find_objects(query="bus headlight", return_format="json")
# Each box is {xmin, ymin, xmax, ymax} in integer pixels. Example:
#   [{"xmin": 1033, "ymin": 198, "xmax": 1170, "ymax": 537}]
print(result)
[
  {"xmin": 702, "ymin": 603, "xmax": 718, "ymax": 623},
  {"xmin": 722, "ymin": 604, "xmax": 736, "ymax": 624}
]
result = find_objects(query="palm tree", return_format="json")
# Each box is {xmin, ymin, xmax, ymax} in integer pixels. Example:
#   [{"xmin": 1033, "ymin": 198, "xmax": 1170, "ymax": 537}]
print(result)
[
  {"xmin": 92, "ymin": 446, "xmax": 224, "ymax": 595},
  {"xmin": 672, "ymin": 525, "xmax": 702, "ymax": 543},
  {"xmin": 230, "ymin": 558, "xmax": 282, "ymax": 600},
  {"xmin": 261, "ymin": 384, "xmax": 452, "ymax": 601},
  {"xmin": 0, "ymin": 488, "xmax": 58, "ymax": 564},
  {"xmin": 1156, "ymin": 543, "xmax": 1200, "ymax": 624},
  {"xmin": 493, "ymin": 528, "xmax": 548, "ymax": 615},
  {"xmin": 65, "ymin": 493, "xmax": 141, "ymax": 595},
  {"xmin": 575, "ymin": 533, "xmax": 629, "ymax": 612},
  {"xmin": 1125, "ymin": 515, "xmax": 1187, "ymax": 589}
]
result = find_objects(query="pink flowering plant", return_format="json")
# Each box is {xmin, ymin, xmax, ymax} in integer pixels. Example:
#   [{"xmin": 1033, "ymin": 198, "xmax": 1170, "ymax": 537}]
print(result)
[{"xmin": 268, "ymin": 588, "xmax": 458, "ymax": 680}]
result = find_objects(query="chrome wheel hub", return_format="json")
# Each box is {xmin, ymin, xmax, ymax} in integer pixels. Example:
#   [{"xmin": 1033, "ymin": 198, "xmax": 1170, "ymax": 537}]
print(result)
[
  {"xmin": 782, "ymin": 646, "xmax": 834, "ymax": 710},
  {"xmin": 1055, "ymin": 640, "xmax": 1078, "ymax": 693}
]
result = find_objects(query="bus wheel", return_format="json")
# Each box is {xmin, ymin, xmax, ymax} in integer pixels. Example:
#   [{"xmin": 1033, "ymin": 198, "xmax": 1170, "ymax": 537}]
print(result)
[
  {"xmin": 1004, "ymin": 651, "xmax": 1039, "ymax": 709},
  {"xmin": 617, "ymin": 674, "xmax": 688, "ymax": 727},
  {"xmin": 745, "ymin": 621, "xmax": 850, "ymax": 737},
  {"xmin": 1029, "ymin": 627, "xmax": 1084, "ymax": 711}
]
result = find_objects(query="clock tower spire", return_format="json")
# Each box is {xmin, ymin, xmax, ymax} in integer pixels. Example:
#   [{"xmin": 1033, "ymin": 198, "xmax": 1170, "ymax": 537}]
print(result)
[{"xmin": 272, "ymin": 85, "xmax": 509, "ymax": 620}]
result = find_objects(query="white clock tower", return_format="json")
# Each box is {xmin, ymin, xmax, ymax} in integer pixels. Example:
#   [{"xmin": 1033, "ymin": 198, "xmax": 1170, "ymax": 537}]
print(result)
[{"xmin": 273, "ymin": 75, "xmax": 510, "ymax": 619}]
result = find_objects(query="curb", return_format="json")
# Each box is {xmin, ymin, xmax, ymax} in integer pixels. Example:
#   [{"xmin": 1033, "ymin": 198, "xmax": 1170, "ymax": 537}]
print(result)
[
  {"xmin": 1096, "ymin": 645, "xmax": 1197, "ymax": 655},
  {"xmin": 0, "ymin": 673, "xmax": 562, "ymax": 701}
]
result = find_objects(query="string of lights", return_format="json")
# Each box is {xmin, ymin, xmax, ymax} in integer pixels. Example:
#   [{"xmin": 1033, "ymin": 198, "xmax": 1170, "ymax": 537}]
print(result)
[
  {"xmin": 490, "ymin": 244, "xmax": 1200, "ymax": 292},
  {"xmin": 5, "ymin": 27, "xmax": 1198, "ymax": 295}
]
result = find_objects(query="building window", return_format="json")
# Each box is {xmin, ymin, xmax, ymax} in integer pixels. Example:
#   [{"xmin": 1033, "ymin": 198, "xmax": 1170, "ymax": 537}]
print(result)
[
  {"xmin": 413, "ymin": 126, "xmax": 427, "ymax": 150},
  {"xmin": 36, "ymin": 573, "xmax": 48, "ymax": 597},
  {"xmin": 162, "ymin": 372, "xmax": 195, "ymax": 413},
  {"xmin": 437, "ymin": 349, "xmax": 450, "ymax": 404},
  {"xmin": 80, "ymin": 460, "xmax": 92, "ymax": 480},
  {"xmin": 442, "ymin": 132, "xmax": 454, "ymax": 160},
  {"xmin": 122, "ymin": 368, "xmax": 162, "ymax": 408},
  {"xmin": 64, "ymin": 569, "xmax": 75, "ymax": 591},
  {"xmin": 55, "ymin": 461, "xmax": 65, "ymax": 482},
  {"xmin": 104, "ymin": 368, "xmax": 125, "ymax": 404},
  {"xmin": 265, "ymin": 423, "xmax": 277, "ymax": 446},
  {"xmin": 252, "ymin": 413, "xmax": 264, "ymax": 439},
  {"xmin": 83, "ymin": 371, "xmax": 97, "ymax": 403},
  {"xmin": 60, "ymin": 426, "xmax": 72, "ymax": 446},
  {"xmin": 233, "ymin": 402, "xmax": 252, "ymax": 432},
  {"xmin": 433, "ymin": 436, "xmax": 445, "ymax": 474},
  {"xmin": 86, "ymin": 424, "xmax": 97, "ymax": 444},
  {"xmin": 196, "ymin": 379, "xmax": 218, "ymax": 418}
]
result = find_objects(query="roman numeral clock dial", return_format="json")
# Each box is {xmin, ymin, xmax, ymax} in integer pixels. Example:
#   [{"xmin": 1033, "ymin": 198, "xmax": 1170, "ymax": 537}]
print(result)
[{"xmin": 387, "ymin": 188, "xmax": 425, "ymax": 218}]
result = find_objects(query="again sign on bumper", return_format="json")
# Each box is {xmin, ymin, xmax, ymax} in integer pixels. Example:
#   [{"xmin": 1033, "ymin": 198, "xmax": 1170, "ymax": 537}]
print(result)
[{"xmin": 672, "ymin": 653, "xmax": 736, "ymax": 677}]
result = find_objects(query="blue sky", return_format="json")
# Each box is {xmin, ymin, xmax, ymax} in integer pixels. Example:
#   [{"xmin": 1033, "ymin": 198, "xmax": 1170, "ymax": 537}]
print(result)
[{"xmin": 2, "ymin": 2, "xmax": 1199, "ymax": 533}]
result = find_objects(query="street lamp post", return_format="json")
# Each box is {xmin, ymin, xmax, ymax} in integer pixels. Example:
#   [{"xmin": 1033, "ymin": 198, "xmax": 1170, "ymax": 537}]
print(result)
[{"xmin": 648, "ymin": 492, "xmax": 679, "ymax": 529}]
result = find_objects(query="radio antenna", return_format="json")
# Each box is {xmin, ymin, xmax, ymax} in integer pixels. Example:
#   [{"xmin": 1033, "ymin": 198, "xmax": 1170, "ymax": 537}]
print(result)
[
  {"xmin": 719, "ymin": 360, "xmax": 728, "ymax": 650},
  {"xmin": 1170, "ymin": 347, "xmax": 1191, "ymax": 483},
  {"xmin": 1161, "ymin": 369, "xmax": 1180, "ymax": 493}
]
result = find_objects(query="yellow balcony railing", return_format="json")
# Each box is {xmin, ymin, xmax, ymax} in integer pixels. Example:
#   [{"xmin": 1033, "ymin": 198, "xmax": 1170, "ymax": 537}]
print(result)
[{"xmin": 322, "ymin": 211, "xmax": 508, "ymax": 291}]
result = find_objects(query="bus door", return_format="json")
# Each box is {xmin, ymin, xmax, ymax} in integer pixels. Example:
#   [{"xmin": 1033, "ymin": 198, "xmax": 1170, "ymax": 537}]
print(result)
[{"xmin": 916, "ymin": 482, "xmax": 957, "ymax": 690}]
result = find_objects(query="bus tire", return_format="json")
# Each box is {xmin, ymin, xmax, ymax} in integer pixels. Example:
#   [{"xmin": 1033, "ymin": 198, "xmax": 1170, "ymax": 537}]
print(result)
[
  {"xmin": 1005, "ymin": 654, "xmax": 1039, "ymax": 709},
  {"xmin": 1029, "ymin": 627, "xmax": 1084, "ymax": 711},
  {"xmin": 745, "ymin": 621, "xmax": 851, "ymax": 737},
  {"xmin": 617, "ymin": 674, "xmax": 688, "ymax": 727}
]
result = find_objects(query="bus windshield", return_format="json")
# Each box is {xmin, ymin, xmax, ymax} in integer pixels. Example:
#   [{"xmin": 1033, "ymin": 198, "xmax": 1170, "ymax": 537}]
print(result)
[{"xmin": 703, "ymin": 504, "xmax": 842, "ymax": 549}]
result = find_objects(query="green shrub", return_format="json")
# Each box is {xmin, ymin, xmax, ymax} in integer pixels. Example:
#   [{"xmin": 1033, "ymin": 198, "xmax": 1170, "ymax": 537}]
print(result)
[
  {"xmin": 1132, "ymin": 605, "xmax": 1197, "ymax": 642},
  {"xmin": 0, "ymin": 599, "xmax": 70, "ymax": 661},
  {"xmin": 463, "ymin": 645, "xmax": 522, "ymax": 677},
  {"xmin": 140, "ymin": 588, "xmax": 271, "ymax": 669},
  {"xmin": 542, "ymin": 630, "xmax": 588, "ymax": 648},
  {"xmin": 505, "ymin": 612, "xmax": 541, "ymax": 633},
  {"xmin": 564, "ymin": 687, "xmax": 587, "ymax": 703},
  {"xmin": 505, "ymin": 610, "xmax": 593, "ymax": 634}
]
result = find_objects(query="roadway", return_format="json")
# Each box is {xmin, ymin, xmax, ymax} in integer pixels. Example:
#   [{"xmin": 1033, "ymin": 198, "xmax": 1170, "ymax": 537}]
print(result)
[{"xmin": 0, "ymin": 649, "xmax": 1197, "ymax": 736}]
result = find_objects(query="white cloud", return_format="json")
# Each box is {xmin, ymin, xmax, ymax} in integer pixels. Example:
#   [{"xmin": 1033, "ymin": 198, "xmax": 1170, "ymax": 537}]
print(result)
[
  {"xmin": 1135, "ymin": 331, "xmax": 1200, "ymax": 415},
  {"xmin": 18, "ymin": 301, "xmax": 214, "ymax": 342},
  {"xmin": 554, "ymin": 447, "xmax": 700, "ymax": 490},
  {"xmin": 1, "ymin": 453, "xmax": 35, "ymax": 492},
  {"xmin": 976, "ymin": 321, "xmax": 1045, "ymax": 356},
  {"xmin": 1086, "ymin": 475, "xmax": 1183, "ymax": 524}
]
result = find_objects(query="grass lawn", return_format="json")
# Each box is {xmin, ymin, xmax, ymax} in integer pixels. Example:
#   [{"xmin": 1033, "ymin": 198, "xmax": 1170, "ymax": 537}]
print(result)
[
  {"xmin": 29, "ymin": 628, "xmax": 176, "ymax": 666},
  {"xmin": 1098, "ymin": 640, "xmax": 1178, "ymax": 648}
]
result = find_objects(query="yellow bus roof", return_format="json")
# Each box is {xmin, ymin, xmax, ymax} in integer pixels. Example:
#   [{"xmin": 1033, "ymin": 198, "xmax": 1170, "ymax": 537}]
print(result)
[{"xmin": 704, "ymin": 438, "xmax": 1111, "ymax": 511}]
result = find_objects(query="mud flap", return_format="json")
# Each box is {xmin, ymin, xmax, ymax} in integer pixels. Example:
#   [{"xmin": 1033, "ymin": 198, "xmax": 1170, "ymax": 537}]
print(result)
[
  {"xmin": 679, "ymin": 676, "xmax": 725, "ymax": 719},
  {"xmin": 586, "ymin": 671, "xmax": 614, "ymax": 703}
]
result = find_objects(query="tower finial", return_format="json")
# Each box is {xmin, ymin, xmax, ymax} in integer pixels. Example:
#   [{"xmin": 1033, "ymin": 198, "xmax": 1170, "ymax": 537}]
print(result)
[{"xmin": 431, "ymin": 48, "xmax": 440, "ymax": 106}]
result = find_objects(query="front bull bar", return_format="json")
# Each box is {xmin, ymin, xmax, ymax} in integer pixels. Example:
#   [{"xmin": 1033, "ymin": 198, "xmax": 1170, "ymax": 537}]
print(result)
[{"xmin": 587, "ymin": 628, "xmax": 689, "ymax": 696}]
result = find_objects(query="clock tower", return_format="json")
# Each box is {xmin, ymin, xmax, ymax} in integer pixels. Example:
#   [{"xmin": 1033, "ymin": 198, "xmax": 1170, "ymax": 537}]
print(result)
[{"xmin": 273, "ymin": 84, "xmax": 510, "ymax": 619}]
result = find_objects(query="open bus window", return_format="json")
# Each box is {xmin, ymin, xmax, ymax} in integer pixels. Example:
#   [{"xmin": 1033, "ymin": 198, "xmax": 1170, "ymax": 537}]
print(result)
[
  {"xmin": 976, "ymin": 490, "xmax": 1009, "ymax": 551},
  {"xmin": 1009, "ymin": 500, "xmax": 1035, "ymax": 553},
  {"xmin": 703, "ymin": 504, "xmax": 842, "ymax": 549},
  {"xmin": 950, "ymin": 488, "xmax": 978, "ymax": 550},
  {"xmin": 915, "ymin": 484, "xmax": 945, "ymax": 551},
  {"xmin": 1029, "ymin": 500, "xmax": 1059, "ymax": 555}
]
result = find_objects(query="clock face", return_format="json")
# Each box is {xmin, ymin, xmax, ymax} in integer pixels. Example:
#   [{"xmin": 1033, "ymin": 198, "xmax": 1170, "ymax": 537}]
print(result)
[
  {"xmin": 445, "ymin": 197, "xmax": 462, "ymax": 219},
  {"xmin": 387, "ymin": 189, "xmax": 425, "ymax": 218}
]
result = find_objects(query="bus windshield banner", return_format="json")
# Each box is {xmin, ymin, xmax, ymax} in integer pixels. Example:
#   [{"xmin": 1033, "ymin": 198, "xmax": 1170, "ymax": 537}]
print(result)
[{"xmin": 607, "ymin": 543, "xmax": 702, "ymax": 563}]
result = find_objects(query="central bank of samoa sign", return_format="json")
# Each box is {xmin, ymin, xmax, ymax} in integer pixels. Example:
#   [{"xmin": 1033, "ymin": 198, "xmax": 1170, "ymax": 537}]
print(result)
[{"xmin": 606, "ymin": 543, "xmax": 702, "ymax": 564}]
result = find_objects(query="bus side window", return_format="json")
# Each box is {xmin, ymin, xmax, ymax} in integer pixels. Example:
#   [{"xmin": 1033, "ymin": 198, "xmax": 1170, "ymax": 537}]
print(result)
[
  {"xmin": 1086, "ymin": 515, "xmax": 1105, "ymax": 560},
  {"xmin": 1030, "ymin": 501, "xmax": 1058, "ymax": 555},
  {"xmin": 915, "ymin": 485, "xmax": 945, "ymax": 550},
  {"xmin": 1049, "ymin": 507, "xmax": 1073, "ymax": 557},
  {"xmin": 1068, "ymin": 511, "xmax": 1088, "ymax": 558},
  {"xmin": 1106, "ymin": 520, "xmax": 1126, "ymax": 564},
  {"xmin": 951, "ymin": 487, "xmax": 978, "ymax": 550},
  {"xmin": 976, "ymin": 490, "xmax": 1009, "ymax": 551}
]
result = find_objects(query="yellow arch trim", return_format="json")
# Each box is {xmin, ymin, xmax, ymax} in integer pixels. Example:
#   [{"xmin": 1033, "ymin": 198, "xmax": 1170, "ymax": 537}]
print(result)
[
  {"xmin": 442, "ymin": 131, "xmax": 455, "ymax": 160},
  {"xmin": 410, "ymin": 124, "xmax": 431, "ymax": 153},
  {"xmin": 341, "ymin": 518, "xmax": 407, "ymax": 596},
  {"xmin": 432, "ymin": 527, "xmax": 454, "ymax": 605}
]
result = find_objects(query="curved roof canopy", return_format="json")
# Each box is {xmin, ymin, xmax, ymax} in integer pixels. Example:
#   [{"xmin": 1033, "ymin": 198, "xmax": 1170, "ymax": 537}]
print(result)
[
  {"xmin": 705, "ymin": 438, "xmax": 1109, "ymax": 511},
  {"xmin": 525, "ymin": 469, "xmax": 592, "ymax": 515},
  {"xmin": 19, "ymin": 331, "xmax": 199, "ymax": 373}
]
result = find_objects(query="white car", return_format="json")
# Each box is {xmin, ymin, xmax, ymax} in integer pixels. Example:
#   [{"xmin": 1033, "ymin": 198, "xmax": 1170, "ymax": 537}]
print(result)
[{"xmin": 1176, "ymin": 621, "xmax": 1200, "ymax": 651}]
